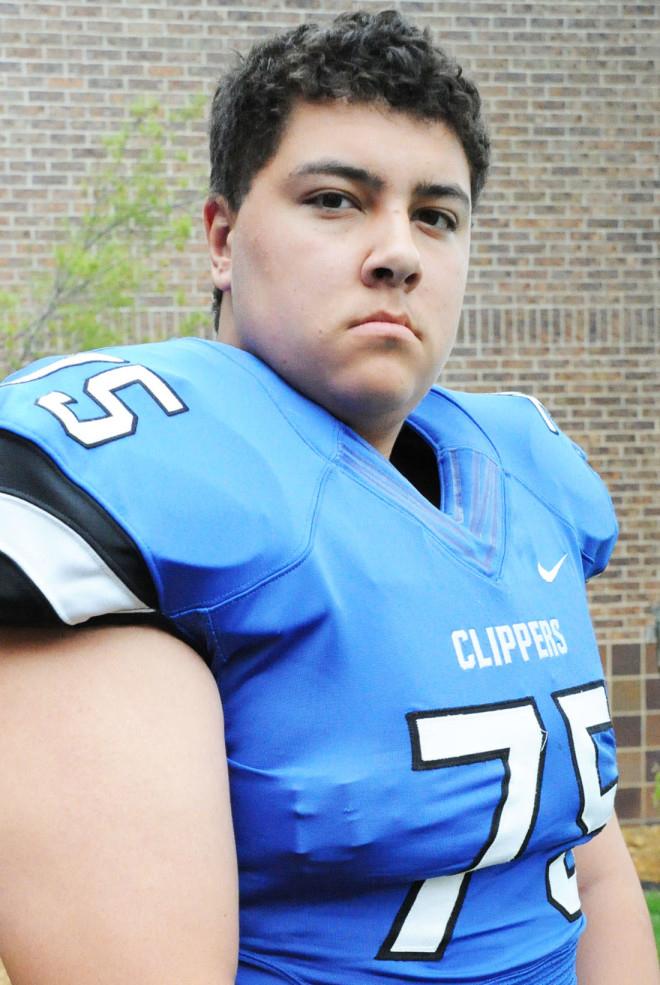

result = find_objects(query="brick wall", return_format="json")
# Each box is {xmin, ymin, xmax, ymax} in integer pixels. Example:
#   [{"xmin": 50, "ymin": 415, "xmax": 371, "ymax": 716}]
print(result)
[{"xmin": 1, "ymin": 0, "xmax": 658, "ymax": 820}]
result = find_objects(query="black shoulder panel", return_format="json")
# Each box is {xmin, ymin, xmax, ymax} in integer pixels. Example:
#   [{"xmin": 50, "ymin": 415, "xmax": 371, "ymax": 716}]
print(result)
[{"xmin": 0, "ymin": 550, "xmax": 61, "ymax": 625}]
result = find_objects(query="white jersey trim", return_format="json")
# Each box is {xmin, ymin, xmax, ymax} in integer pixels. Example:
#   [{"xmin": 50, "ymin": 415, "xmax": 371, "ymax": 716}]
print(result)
[
  {"xmin": 0, "ymin": 352, "xmax": 124, "ymax": 388},
  {"xmin": 0, "ymin": 491, "xmax": 152, "ymax": 625}
]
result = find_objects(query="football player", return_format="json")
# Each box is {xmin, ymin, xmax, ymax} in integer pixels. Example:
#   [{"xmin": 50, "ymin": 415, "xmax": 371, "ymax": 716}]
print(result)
[{"xmin": 0, "ymin": 10, "xmax": 657, "ymax": 985}]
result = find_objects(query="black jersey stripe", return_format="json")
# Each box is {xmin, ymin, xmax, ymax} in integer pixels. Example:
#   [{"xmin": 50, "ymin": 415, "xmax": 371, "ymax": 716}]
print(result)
[
  {"xmin": 0, "ymin": 549, "xmax": 62, "ymax": 626},
  {"xmin": 0, "ymin": 546, "xmax": 196, "ymax": 654},
  {"xmin": 0, "ymin": 429, "xmax": 159, "ymax": 610},
  {"xmin": 0, "ymin": 491, "xmax": 152, "ymax": 624}
]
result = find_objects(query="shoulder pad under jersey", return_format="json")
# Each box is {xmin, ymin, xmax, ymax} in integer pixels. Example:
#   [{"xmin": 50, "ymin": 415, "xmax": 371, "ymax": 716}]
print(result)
[
  {"xmin": 0, "ymin": 339, "xmax": 338, "ymax": 630},
  {"xmin": 416, "ymin": 387, "xmax": 617, "ymax": 579}
]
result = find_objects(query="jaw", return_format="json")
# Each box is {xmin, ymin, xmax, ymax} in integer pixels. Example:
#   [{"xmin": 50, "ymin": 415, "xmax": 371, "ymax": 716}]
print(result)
[
  {"xmin": 304, "ymin": 353, "xmax": 446, "ymax": 458},
  {"xmin": 216, "ymin": 292, "xmax": 239, "ymax": 346}
]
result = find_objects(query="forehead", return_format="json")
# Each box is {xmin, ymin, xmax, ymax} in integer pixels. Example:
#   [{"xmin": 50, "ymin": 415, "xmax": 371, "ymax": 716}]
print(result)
[{"xmin": 259, "ymin": 99, "xmax": 472, "ymax": 197}]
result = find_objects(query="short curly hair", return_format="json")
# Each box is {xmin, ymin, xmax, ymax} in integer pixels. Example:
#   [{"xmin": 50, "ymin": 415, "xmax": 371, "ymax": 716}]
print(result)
[{"xmin": 208, "ymin": 9, "xmax": 490, "ymax": 323}]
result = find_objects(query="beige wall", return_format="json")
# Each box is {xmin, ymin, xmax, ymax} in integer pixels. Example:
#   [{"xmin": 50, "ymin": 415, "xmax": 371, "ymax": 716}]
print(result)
[{"xmin": 1, "ymin": 0, "xmax": 658, "ymax": 818}]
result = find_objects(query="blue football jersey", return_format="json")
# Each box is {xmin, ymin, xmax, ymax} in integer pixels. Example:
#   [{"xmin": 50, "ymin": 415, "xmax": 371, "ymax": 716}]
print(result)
[{"xmin": 0, "ymin": 338, "xmax": 618, "ymax": 985}]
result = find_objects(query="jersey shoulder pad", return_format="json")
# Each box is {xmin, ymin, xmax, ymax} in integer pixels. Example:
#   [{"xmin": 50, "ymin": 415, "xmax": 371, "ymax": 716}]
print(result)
[
  {"xmin": 424, "ymin": 387, "xmax": 617, "ymax": 579},
  {"xmin": 0, "ymin": 340, "xmax": 337, "ymax": 628}
]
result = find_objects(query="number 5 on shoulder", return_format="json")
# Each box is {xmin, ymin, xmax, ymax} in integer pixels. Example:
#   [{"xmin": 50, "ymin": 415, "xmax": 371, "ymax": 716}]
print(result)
[{"xmin": 37, "ymin": 364, "xmax": 188, "ymax": 447}]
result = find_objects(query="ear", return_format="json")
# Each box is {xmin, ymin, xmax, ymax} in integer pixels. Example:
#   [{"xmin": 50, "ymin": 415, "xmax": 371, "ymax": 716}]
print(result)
[{"xmin": 204, "ymin": 196, "xmax": 235, "ymax": 293}]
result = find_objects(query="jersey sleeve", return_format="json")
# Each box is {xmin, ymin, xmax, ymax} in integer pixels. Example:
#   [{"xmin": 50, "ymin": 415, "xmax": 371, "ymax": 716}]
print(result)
[
  {"xmin": 0, "ymin": 427, "xmax": 159, "ymax": 627},
  {"xmin": 0, "ymin": 348, "xmax": 183, "ymax": 629},
  {"xmin": 0, "ymin": 340, "xmax": 335, "ymax": 645}
]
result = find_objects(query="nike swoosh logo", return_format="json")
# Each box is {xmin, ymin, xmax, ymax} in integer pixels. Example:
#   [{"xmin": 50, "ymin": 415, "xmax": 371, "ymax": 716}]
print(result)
[{"xmin": 538, "ymin": 554, "xmax": 567, "ymax": 583}]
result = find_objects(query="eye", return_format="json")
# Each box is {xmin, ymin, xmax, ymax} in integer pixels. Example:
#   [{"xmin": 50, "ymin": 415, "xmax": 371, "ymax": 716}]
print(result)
[
  {"xmin": 414, "ymin": 208, "xmax": 458, "ymax": 232},
  {"xmin": 306, "ymin": 191, "xmax": 356, "ymax": 212}
]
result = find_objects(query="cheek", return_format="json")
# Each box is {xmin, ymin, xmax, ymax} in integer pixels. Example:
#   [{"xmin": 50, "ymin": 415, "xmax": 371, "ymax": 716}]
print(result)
[
  {"xmin": 446, "ymin": 246, "xmax": 470, "ymax": 288},
  {"xmin": 433, "ymin": 255, "xmax": 469, "ymax": 317},
  {"xmin": 239, "ymin": 233, "xmax": 276, "ymax": 286},
  {"xmin": 423, "ymin": 263, "xmax": 464, "ymax": 313},
  {"xmin": 231, "ymin": 241, "xmax": 284, "ymax": 329}
]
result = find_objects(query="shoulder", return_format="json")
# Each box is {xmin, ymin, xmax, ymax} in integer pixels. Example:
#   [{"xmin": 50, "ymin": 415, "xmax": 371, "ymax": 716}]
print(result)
[
  {"xmin": 0, "ymin": 338, "xmax": 337, "ymax": 496},
  {"xmin": 0, "ymin": 338, "xmax": 335, "ymax": 453},
  {"xmin": 0, "ymin": 340, "xmax": 337, "ymax": 629},
  {"xmin": 413, "ymin": 387, "xmax": 617, "ymax": 578}
]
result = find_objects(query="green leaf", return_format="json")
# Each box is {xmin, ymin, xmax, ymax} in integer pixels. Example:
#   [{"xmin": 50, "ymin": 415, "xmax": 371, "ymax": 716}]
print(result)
[{"xmin": 2, "ymin": 96, "xmax": 207, "ymax": 368}]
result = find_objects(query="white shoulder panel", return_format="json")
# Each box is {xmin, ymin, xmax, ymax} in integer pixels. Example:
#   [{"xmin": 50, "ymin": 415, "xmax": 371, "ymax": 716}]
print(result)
[{"xmin": 0, "ymin": 492, "xmax": 152, "ymax": 625}]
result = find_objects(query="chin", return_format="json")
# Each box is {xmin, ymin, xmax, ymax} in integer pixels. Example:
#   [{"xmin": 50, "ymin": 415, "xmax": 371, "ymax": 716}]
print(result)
[{"xmin": 333, "ymin": 380, "xmax": 425, "ymax": 427}]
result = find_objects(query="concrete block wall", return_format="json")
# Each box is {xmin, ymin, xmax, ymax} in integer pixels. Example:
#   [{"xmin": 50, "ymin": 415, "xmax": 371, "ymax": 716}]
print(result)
[{"xmin": 1, "ymin": 0, "xmax": 658, "ymax": 819}]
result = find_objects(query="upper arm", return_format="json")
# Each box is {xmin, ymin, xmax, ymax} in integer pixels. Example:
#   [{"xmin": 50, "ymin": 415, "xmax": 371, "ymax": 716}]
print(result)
[
  {"xmin": 0, "ymin": 625, "xmax": 238, "ymax": 985},
  {"xmin": 574, "ymin": 812, "xmax": 636, "ymax": 894},
  {"xmin": 574, "ymin": 813, "xmax": 660, "ymax": 984}
]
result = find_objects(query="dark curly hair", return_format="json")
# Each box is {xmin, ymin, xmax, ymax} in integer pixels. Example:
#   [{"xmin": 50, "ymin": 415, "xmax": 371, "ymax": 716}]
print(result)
[{"xmin": 208, "ymin": 9, "xmax": 490, "ymax": 323}]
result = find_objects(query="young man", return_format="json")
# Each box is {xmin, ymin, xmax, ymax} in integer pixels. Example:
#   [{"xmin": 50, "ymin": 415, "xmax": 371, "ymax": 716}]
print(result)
[{"xmin": 0, "ymin": 10, "xmax": 656, "ymax": 985}]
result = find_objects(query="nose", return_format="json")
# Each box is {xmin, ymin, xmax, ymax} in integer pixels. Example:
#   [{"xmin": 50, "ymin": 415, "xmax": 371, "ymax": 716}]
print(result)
[{"xmin": 361, "ymin": 211, "xmax": 422, "ymax": 292}]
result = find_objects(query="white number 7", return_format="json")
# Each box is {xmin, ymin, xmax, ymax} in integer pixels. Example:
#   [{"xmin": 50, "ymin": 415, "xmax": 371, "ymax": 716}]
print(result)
[
  {"xmin": 378, "ymin": 699, "xmax": 545, "ymax": 961},
  {"xmin": 377, "ymin": 683, "xmax": 616, "ymax": 961}
]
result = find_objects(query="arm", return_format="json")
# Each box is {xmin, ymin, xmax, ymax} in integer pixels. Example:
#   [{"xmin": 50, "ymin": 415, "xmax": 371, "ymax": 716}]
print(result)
[
  {"xmin": 575, "ymin": 812, "xmax": 659, "ymax": 984},
  {"xmin": 0, "ymin": 624, "xmax": 238, "ymax": 985}
]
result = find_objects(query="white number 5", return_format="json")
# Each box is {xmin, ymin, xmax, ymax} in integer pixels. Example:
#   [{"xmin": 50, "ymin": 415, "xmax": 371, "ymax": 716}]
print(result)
[
  {"xmin": 547, "ymin": 682, "xmax": 617, "ymax": 920},
  {"xmin": 36, "ymin": 364, "xmax": 188, "ymax": 447}
]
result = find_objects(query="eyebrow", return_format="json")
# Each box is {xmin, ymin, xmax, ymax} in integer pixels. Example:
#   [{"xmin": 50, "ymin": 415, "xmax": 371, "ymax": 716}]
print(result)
[
  {"xmin": 291, "ymin": 159, "xmax": 471, "ymax": 211},
  {"xmin": 293, "ymin": 160, "xmax": 383, "ymax": 192},
  {"xmin": 414, "ymin": 181, "xmax": 472, "ymax": 212}
]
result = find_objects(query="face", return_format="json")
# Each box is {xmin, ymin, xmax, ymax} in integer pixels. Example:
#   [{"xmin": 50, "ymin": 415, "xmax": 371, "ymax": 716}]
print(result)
[{"xmin": 205, "ymin": 100, "xmax": 472, "ymax": 456}]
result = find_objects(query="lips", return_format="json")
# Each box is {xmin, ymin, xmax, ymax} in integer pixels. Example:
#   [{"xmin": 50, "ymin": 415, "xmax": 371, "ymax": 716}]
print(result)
[{"xmin": 350, "ymin": 311, "xmax": 418, "ymax": 339}]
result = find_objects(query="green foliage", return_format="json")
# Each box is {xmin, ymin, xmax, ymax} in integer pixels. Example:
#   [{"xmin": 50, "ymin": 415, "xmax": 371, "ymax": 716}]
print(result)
[
  {"xmin": 1, "ymin": 96, "xmax": 208, "ymax": 369},
  {"xmin": 644, "ymin": 890, "xmax": 660, "ymax": 960}
]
